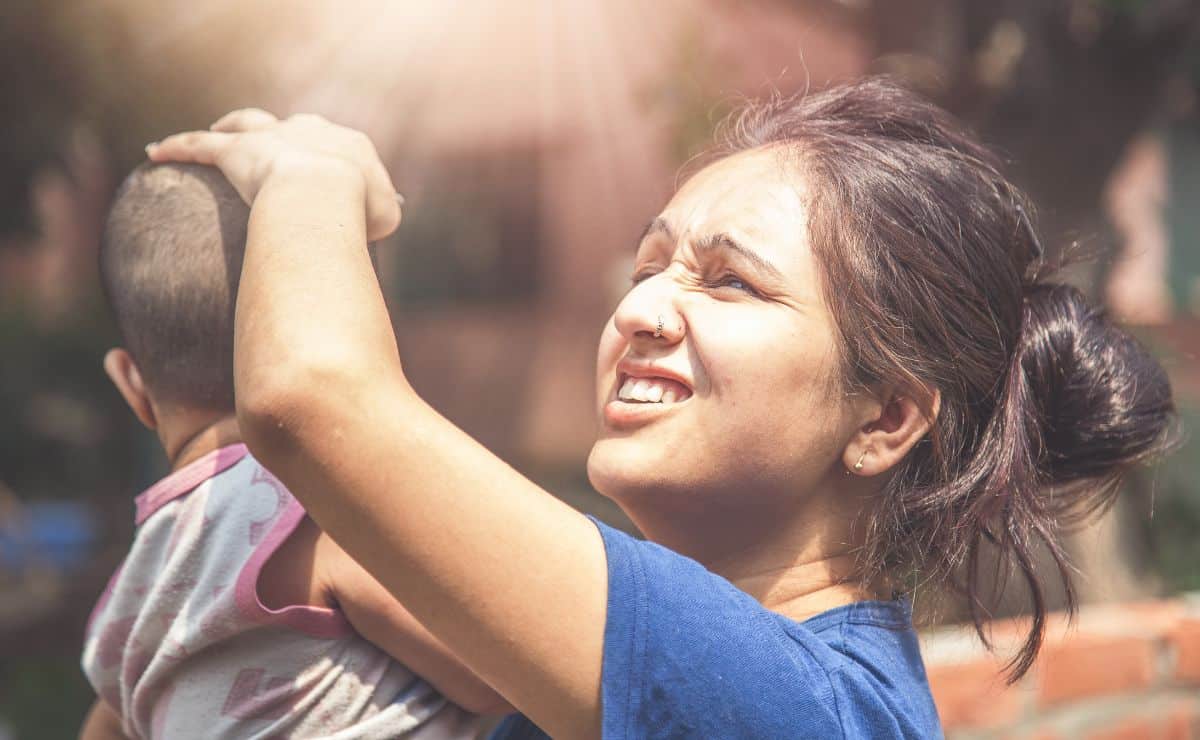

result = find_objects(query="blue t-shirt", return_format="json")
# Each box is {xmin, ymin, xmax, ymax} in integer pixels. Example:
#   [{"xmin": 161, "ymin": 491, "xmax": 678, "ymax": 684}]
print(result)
[{"xmin": 491, "ymin": 519, "xmax": 942, "ymax": 739}]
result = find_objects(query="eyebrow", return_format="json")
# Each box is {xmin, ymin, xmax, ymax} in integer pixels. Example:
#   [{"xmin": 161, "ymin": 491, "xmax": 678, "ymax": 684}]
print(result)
[
  {"xmin": 636, "ymin": 217, "xmax": 786, "ymax": 281},
  {"xmin": 637, "ymin": 217, "xmax": 674, "ymax": 246}
]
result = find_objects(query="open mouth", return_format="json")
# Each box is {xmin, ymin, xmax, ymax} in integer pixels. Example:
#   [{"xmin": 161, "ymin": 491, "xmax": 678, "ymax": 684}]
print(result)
[{"xmin": 615, "ymin": 374, "xmax": 693, "ymax": 405}]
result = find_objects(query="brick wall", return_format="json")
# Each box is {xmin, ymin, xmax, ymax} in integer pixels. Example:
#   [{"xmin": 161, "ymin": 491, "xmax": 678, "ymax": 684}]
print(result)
[{"xmin": 922, "ymin": 596, "xmax": 1200, "ymax": 738}]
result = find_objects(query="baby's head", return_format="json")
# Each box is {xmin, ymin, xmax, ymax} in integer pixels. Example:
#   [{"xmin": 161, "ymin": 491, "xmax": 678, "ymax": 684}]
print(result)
[{"xmin": 99, "ymin": 163, "xmax": 248, "ymax": 436}]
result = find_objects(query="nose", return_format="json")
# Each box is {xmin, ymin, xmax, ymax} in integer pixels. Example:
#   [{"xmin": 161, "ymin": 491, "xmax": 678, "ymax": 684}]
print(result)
[{"xmin": 612, "ymin": 271, "xmax": 685, "ymax": 346}]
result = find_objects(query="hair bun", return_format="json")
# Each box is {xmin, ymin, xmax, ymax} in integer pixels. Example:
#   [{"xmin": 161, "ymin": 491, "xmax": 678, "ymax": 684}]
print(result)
[{"xmin": 1019, "ymin": 283, "xmax": 1175, "ymax": 499}]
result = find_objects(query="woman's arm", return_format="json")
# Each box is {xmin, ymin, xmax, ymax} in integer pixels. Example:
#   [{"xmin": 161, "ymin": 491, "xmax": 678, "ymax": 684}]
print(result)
[
  {"xmin": 150, "ymin": 114, "xmax": 607, "ymax": 739},
  {"xmin": 318, "ymin": 528, "xmax": 516, "ymax": 716}
]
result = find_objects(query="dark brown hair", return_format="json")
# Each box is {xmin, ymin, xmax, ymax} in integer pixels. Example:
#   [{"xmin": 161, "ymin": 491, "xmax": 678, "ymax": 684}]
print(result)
[
  {"xmin": 719, "ymin": 78, "xmax": 1176, "ymax": 679},
  {"xmin": 100, "ymin": 163, "xmax": 249, "ymax": 410}
]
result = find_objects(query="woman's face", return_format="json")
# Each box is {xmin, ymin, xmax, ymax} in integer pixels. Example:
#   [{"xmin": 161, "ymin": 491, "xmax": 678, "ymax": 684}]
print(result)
[{"xmin": 588, "ymin": 147, "xmax": 859, "ymax": 522}]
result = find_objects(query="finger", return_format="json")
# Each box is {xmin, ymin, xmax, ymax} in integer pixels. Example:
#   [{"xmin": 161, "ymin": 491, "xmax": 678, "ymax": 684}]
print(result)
[
  {"xmin": 210, "ymin": 108, "xmax": 278, "ymax": 133},
  {"xmin": 146, "ymin": 131, "xmax": 234, "ymax": 165},
  {"xmin": 286, "ymin": 112, "xmax": 329, "ymax": 126},
  {"xmin": 363, "ymin": 162, "xmax": 402, "ymax": 240},
  {"xmin": 365, "ymin": 193, "xmax": 401, "ymax": 240},
  {"xmin": 347, "ymin": 133, "xmax": 402, "ymax": 240}
]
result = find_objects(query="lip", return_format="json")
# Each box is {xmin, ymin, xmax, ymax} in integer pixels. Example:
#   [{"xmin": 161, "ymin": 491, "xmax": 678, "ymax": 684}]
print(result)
[
  {"xmin": 603, "ymin": 359, "xmax": 694, "ymax": 430},
  {"xmin": 615, "ymin": 359, "xmax": 694, "ymax": 393},
  {"xmin": 603, "ymin": 396, "xmax": 683, "ymax": 429}
]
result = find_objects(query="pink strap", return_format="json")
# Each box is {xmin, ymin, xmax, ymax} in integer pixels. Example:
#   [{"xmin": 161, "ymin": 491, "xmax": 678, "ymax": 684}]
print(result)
[
  {"xmin": 134, "ymin": 444, "xmax": 250, "ymax": 525},
  {"xmin": 234, "ymin": 497, "xmax": 353, "ymax": 639}
]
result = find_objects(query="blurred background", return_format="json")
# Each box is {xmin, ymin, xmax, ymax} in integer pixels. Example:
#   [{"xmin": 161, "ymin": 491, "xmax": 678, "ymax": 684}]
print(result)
[{"xmin": 1, "ymin": 0, "xmax": 1198, "ymax": 737}]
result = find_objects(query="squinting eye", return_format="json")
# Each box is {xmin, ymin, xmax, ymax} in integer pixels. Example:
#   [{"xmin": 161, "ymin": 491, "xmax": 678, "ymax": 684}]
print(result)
[{"xmin": 711, "ymin": 273, "xmax": 756, "ymax": 295}]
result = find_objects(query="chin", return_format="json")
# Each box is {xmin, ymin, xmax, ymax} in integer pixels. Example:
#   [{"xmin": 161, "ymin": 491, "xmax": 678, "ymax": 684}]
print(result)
[
  {"xmin": 587, "ymin": 438, "xmax": 659, "ymax": 501},
  {"xmin": 586, "ymin": 438, "xmax": 704, "ymax": 511},
  {"xmin": 586, "ymin": 440, "xmax": 627, "ymax": 501}
]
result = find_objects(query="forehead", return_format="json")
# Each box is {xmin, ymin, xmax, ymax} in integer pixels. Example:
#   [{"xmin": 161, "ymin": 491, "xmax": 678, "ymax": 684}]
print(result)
[{"xmin": 657, "ymin": 147, "xmax": 807, "ymax": 249}]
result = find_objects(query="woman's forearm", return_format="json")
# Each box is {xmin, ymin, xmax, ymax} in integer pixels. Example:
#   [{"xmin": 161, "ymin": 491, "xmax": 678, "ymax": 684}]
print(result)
[
  {"xmin": 234, "ymin": 161, "xmax": 403, "ymax": 414},
  {"xmin": 233, "ymin": 166, "xmax": 607, "ymax": 739}
]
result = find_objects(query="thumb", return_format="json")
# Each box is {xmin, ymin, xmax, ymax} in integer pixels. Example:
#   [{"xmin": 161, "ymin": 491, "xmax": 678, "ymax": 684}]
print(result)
[{"xmin": 366, "ymin": 192, "xmax": 403, "ymax": 242}]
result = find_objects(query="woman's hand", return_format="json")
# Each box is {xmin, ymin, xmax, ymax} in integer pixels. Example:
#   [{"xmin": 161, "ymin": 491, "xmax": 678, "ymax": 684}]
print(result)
[{"xmin": 147, "ymin": 109, "xmax": 402, "ymax": 241}]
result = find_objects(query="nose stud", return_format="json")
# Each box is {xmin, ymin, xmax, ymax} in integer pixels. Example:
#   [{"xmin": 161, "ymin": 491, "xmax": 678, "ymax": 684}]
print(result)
[{"xmin": 654, "ymin": 314, "xmax": 665, "ymax": 339}]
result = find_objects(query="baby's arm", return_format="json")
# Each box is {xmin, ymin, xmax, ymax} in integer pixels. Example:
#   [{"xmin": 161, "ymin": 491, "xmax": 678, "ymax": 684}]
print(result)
[
  {"xmin": 323, "ymin": 533, "xmax": 514, "ymax": 715},
  {"xmin": 269, "ymin": 515, "xmax": 513, "ymax": 715},
  {"xmin": 78, "ymin": 699, "xmax": 125, "ymax": 740}
]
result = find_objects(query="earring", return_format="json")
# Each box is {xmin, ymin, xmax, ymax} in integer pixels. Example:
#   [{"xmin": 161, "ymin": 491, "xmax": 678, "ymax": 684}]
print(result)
[{"xmin": 851, "ymin": 450, "xmax": 867, "ymax": 473}]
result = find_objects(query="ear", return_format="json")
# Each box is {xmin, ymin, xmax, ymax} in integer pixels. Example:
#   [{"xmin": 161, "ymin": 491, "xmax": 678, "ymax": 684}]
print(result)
[
  {"xmin": 104, "ymin": 348, "xmax": 158, "ymax": 430},
  {"xmin": 843, "ymin": 388, "xmax": 941, "ymax": 477}
]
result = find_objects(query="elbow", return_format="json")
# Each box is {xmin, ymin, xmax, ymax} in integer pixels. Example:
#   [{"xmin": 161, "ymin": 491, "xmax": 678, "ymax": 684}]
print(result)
[
  {"xmin": 235, "ymin": 354, "xmax": 413, "ymax": 467},
  {"xmin": 234, "ymin": 358, "xmax": 358, "ymax": 466},
  {"xmin": 235, "ymin": 387, "xmax": 299, "ymax": 470}
]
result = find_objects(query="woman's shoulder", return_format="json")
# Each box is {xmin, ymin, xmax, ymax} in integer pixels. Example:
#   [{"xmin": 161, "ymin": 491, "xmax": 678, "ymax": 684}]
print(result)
[{"xmin": 589, "ymin": 518, "xmax": 942, "ymax": 738}]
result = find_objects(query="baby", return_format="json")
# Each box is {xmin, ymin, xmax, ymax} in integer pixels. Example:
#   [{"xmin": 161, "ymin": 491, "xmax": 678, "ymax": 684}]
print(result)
[{"xmin": 80, "ymin": 163, "xmax": 507, "ymax": 739}]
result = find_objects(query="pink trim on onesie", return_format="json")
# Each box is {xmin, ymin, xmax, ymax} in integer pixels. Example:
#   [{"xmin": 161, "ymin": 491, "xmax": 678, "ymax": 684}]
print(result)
[
  {"xmin": 131, "ymin": 442, "xmax": 351, "ymax": 638},
  {"xmin": 234, "ymin": 498, "xmax": 353, "ymax": 638},
  {"xmin": 135, "ymin": 444, "xmax": 250, "ymax": 525}
]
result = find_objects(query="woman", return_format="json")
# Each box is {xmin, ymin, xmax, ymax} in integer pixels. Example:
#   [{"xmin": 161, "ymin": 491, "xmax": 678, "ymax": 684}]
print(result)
[{"xmin": 148, "ymin": 79, "xmax": 1175, "ymax": 738}]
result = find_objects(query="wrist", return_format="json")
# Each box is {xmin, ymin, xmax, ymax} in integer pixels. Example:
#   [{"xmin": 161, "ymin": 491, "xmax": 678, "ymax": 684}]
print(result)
[{"xmin": 262, "ymin": 152, "xmax": 365, "ymax": 196}]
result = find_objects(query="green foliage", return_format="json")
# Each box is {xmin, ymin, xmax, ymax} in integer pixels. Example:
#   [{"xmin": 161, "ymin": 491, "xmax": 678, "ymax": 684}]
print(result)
[
  {"xmin": 0, "ymin": 301, "xmax": 135, "ymax": 501},
  {"xmin": 0, "ymin": 1, "xmax": 248, "ymax": 242},
  {"xmin": 0, "ymin": 0, "xmax": 88, "ymax": 235},
  {"xmin": 0, "ymin": 655, "xmax": 94, "ymax": 740},
  {"xmin": 1144, "ymin": 403, "xmax": 1200, "ymax": 592}
]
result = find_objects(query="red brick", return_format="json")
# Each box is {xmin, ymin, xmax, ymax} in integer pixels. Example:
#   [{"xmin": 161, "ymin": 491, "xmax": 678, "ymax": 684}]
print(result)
[
  {"xmin": 1000, "ymin": 730, "xmax": 1063, "ymax": 740},
  {"xmin": 1036, "ymin": 634, "xmax": 1156, "ymax": 706},
  {"xmin": 1165, "ymin": 698, "xmax": 1199, "ymax": 740},
  {"xmin": 1170, "ymin": 618, "xmax": 1200, "ymax": 684},
  {"xmin": 1083, "ymin": 601, "xmax": 1185, "ymax": 639},
  {"xmin": 1081, "ymin": 703, "xmax": 1198, "ymax": 740},
  {"xmin": 1086, "ymin": 717, "xmax": 1159, "ymax": 740},
  {"xmin": 928, "ymin": 657, "xmax": 1026, "ymax": 730}
]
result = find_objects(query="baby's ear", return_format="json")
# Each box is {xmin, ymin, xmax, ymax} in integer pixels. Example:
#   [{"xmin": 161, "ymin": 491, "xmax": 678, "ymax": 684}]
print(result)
[{"xmin": 103, "ymin": 348, "xmax": 157, "ymax": 430}]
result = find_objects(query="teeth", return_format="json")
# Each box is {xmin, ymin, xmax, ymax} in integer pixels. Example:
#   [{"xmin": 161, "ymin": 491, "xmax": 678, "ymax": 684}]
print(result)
[{"xmin": 617, "ymin": 376, "xmax": 687, "ymax": 404}]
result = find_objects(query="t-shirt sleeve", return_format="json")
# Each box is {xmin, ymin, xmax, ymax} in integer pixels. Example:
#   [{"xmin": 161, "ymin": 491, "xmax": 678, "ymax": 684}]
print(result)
[{"xmin": 591, "ymin": 517, "xmax": 845, "ymax": 739}]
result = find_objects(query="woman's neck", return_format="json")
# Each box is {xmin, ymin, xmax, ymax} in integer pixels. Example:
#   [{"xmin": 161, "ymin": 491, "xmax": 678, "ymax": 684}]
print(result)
[
  {"xmin": 715, "ymin": 548, "xmax": 889, "ymax": 622},
  {"xmin": 624, "ymin": 489, "xmax": 885, "ymax": 622}
]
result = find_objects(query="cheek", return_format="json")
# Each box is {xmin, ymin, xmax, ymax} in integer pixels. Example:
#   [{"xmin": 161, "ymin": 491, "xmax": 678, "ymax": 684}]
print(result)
[
  {"xmin": 594, "ymin": 319, "xmax": 624, "ymax": 401},
  {"xmin": 695, "ymin": 313, "xmax": 845, "ymax": 450},
  {"xmin": 695, "ymin": 309, "xmax": 835, "ymax": 396}
]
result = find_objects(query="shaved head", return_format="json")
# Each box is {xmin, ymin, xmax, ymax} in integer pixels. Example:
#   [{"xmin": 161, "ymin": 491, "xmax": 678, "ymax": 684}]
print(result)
[{"xmin": 100, "ymin": 163, "xmax": 248, "ymax": 410}]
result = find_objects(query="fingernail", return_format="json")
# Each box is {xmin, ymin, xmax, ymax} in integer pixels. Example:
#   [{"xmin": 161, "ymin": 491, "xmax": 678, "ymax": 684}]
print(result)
[
  {"xmin": 145, "ymin": 143, "xmax": 158, "ymax": 156},
  {"xmin": 394, "ymin": 192, "xmax": 405, "ymax": 206}
]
